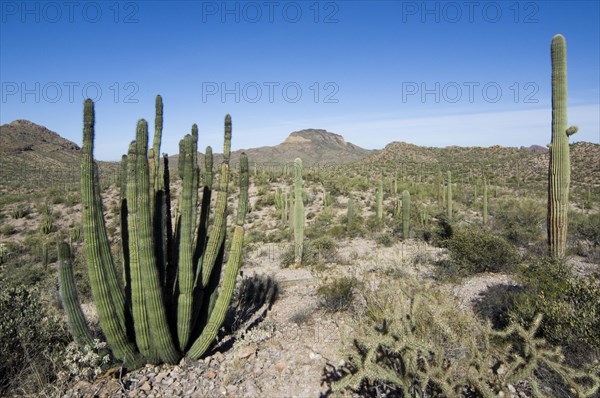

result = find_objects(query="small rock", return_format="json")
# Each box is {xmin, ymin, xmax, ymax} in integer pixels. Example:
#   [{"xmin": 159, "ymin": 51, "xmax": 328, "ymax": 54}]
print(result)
[
  {"xmin": 140, "ymin": 381, "xmax": 152, "ymax": 391},
  {"xmin": 235, "ymin": 344, "xmax": 258, "ymax": 360},
  {"xmin": 213, "ymin": 351, "xmax": 225, "ymax": 362},
  {"xmin": 508, "ymin": 384, "xmax": 517, "ymax": 395},
  {"xmin": 274, "ymin": 361, "xmax": 286, "ymax": 373},
  {"xmin": 204, "ymin": 370, "xmax": 218, "ymax": 379}
]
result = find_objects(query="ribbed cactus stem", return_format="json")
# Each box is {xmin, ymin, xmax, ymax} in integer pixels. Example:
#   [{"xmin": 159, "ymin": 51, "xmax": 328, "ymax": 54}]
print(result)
[
  {"xmin": 126, "ymin": 139, "xmax": 154, "ymax": 361},
  {"xmin": 58, "ymin": 241, "xmax": 95, "ymax": 348},
  {"xmin": 237, "ymin": 153, "xmax": 249, "ymax": 226},
  {"xmin": 447, "ymin": 171, "xmax": 453, "ymax": 219},
  {"xmin": 187, "ymin": 225, "xmax": 245, "ymax": 359},
  {"xmin": 402, "ymin": 190, "xmax": 410, "ymax": 239},
  {"xmin": 177, "ymin": 134, "xmax": 196, "ymax": 351},
  {"xmin": 548, "ymin": 34, "xmax": 577, "ymax": 258},
  {"xmin": 135, "ymin": 120, "xmax": 179, "ymax": 363},
  {"xmin": 223, "ymin": 114, "xmax": 232, "ymax": 162},
  {"xmin": 80, "ymin": 99, "xmax": 144, "ymax": 368},
  {"xmin": 293, "ymin": 158, "xmax": 304, "ymax": 266}
]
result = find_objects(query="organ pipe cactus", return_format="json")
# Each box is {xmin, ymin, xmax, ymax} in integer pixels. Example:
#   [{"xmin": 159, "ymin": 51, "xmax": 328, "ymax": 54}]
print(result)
[
  {"xmin": 548, "ymin": 34, "xmax": 577, "ymax": 258},
  {"xmin": 58, "ymin": 241, "xmax": 95, "ymax": 348},
  {"xmin": 293, "ymin": 158, "xmax": 304, "ymax": 266},
  {"xmin": 402, "ymin": 190, "xmax": 410, "ymax": 239},
  {"xmin": 76, "ymin": 97, "xmax": 248, "ymax": 369}
]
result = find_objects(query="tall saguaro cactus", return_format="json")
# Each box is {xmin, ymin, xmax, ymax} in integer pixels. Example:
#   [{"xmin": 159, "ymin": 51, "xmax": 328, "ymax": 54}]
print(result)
[
  {"xmin": 72, "ymin": 97, "xmax": 249, "ymax": 369},
  {"xmin": 293, "ymin": 158, "xmax": 304, "ymax": 266},
  {"xmin": 548, "ymin": 34, "xmax": 577, "ymax": 258}
]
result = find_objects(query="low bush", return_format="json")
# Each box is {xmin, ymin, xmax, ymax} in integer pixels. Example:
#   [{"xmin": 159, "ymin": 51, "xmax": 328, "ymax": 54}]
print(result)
[
  {"xmin": 317, "ymin": 276, "xmax": 358, "ymax": 312},
  {"xmin": 443, "ymin": 226, "xmax": 520, "ymax": 277},
  {"xmin": 508, "ymin": 257, "xmax": 600, "ymax": 364}
]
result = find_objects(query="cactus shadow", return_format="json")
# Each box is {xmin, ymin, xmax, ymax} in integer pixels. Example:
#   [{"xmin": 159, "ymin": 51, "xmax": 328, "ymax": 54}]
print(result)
[{"xmin": 205, "ymin": 273, "xmax": 279, "ymax": 355}]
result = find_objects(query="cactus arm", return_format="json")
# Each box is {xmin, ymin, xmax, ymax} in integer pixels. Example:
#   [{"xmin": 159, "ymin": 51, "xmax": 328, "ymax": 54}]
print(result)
[
  {"xmin": 186, "ymin": 225, "xmax": 245, "ymax": 360},
  {"xmin": 134, "ymin": 120, "xmax": 180, "ymax": 363},
  {"xmin": 58, "ymin": 241, "xmax": 95, "ymax": 348},
  {"xmin": 199, "ymin": 162, "xmax": 230, "ymax": 288},
  {"xmin": 80, "ymin": 99, "xmax": 144, "ymax": 368},
  {"xmin": 236, "ymin": 153, "xmax": 249, "ymax": 225},
  {"xmin": 176, "ymin": 134, "xmax": 196, "ymax": 351},
  {"xmin": 125, "ymin": 140, "xmax": 156, "ymax": 361}
]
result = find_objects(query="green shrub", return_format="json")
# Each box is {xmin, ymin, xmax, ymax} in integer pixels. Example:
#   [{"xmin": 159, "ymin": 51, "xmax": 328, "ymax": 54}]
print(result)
[
  {"xmin": 508, "ymin": 258, "xmax": 600, "ymax": 363},
  {"xmin": 0, "ymin": 223, "xmax": 16, "ymax": 236},
  {"xmin": 375, "ymin": 232, "xmax": 394, "ymax": 247},
  {"xmin": 0, "ymin": 281, "xmax": 69, "ymax": 395},
  {"xmin": 443, "ymin": 227, "xmax": 520, "ymax": 276},
  {"xmin": 491, "ymin": 198, "xmax": 545, "ymax": 247},
  {"xmin": 317, "ymin": 276, "xmax": 357, "ymax": 312}
]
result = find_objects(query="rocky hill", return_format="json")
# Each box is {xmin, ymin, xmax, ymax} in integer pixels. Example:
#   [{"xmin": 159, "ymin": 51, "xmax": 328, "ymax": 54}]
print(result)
[
  {"xmin": 353, "ymin": 140, "xmax": 599, "ymax": 187},
  {"xmin": 0, "ymin": 120, "xmax": 116, "ymax": 188}
]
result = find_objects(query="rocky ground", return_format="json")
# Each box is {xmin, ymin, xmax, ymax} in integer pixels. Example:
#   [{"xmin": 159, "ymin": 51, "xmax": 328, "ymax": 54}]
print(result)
[{"xmin": 60, "ymin": 237, "xmax": 524, "ymax": 398}]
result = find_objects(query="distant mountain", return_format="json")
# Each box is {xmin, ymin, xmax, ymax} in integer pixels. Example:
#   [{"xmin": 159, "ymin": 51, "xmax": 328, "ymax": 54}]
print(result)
[
  {"xmin": 0, "ymin": 120, "xmax": 117, "ymax": 188},
  {"xmin": 173, "ymin": 128, "xmax": 374, "ymax": 168},
  {"xmin": 232, "ymin": 128, "xmax": 372, "ymax": 166}
]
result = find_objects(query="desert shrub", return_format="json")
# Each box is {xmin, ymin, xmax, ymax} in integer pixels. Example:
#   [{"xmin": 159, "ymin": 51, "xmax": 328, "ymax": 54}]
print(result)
[
  {"xmin": 57, "ymin": 340, "xmax": 111, "ymax": 384},
  {"xmin": 491, "ymin": 198, "xmax": 545, "ymax": 247},
  {"xmin": 317, "ymin": 276, "xmax": 357, "ymax": 312},
  {"xmin": 0, "ymin": 223, "xmax": 16, "ymax": 236},
  {"xmin": 569, "ymin": 211, "xmax": 600, "ymax": 260},
  {"xmin": 280, "ymin": 237, "xmax": 337, "ymax": 268},
  {"xmin": 0, "ymin": 281, "xmax": 69, "ymax": 395},
  {"xmin": 10, "ymin": 204, "xmax": 29, "ymax": 219},
  {"xmin": 443, "ymin": 227, "xmax": 520, "ymax": 276},
  {"xmin": 508, "ymin": 257, "xmax": 600, "ymax": 364},
  {"xmin": 375, "ymin": 232, "xmax": 394, "ymax": 247}
]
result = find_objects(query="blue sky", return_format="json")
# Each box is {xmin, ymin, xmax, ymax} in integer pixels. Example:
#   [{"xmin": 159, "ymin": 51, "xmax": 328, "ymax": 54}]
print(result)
[{"xmin": 1, "ymin": 0, "xmax": 599, "ymax": 160}]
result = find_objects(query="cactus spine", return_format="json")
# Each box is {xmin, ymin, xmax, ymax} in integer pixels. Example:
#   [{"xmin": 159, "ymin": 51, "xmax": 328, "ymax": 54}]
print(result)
[
  {"xmin": 402, "ymin": 190, "xmax": 410, "ymax": 239},
  {"xmin": 548, "ymin": 34, "xmax": 577, "ymax": 258},
  {"xmin": 293, "ymin": 158, "xmax": 304, "ymax": 266},
  {"xmin": 76, "ymin": 98, "xmax": 248, "ymax": 368},
  {"xmin": 446, "ymin": 171, "xmax": 453, "ymax": 219}
]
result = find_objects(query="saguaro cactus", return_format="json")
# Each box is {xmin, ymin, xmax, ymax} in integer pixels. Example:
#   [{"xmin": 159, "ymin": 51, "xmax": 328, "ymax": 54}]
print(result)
[
  {"xmin": 548, "ymin": 34, "xmax": 577, "ymax": 258},
  {"xmin": 293, "ymin": 158, "xmax": 304, "ymax": 266},
  {"xmin": 73, "ymin": 97, "xmax": 248, "ymax": 369},
  {"xmin": 402, "ymin": 190, "xmax": 410, "ymax": 239},
  {"xmin": 446, "ymin": 171, "xmax": 453, "ymax": 219}
]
